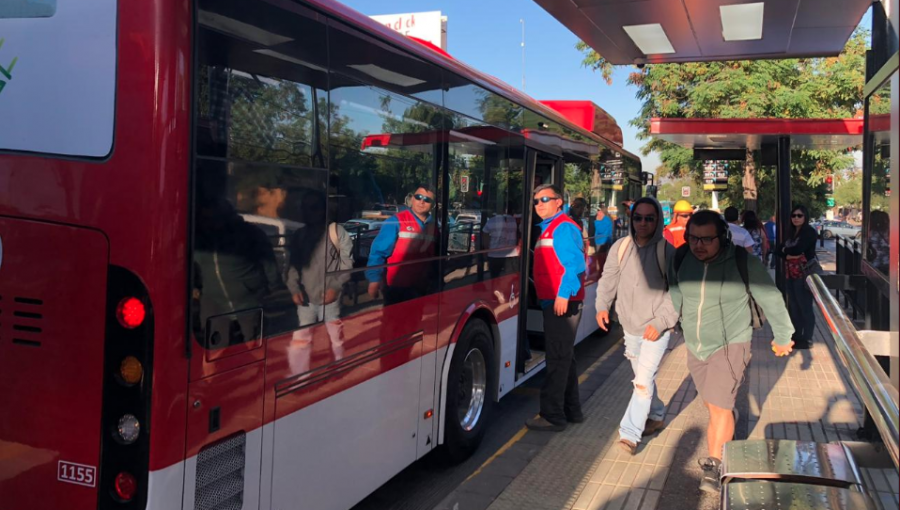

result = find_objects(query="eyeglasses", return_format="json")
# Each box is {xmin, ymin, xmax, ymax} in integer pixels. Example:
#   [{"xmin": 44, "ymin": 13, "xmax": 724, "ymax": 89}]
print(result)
[
  {"xmin": 532, "ymin": 196, "xmax": 560, "ymax": 205},
  {"xmin": 687, "ymin": 235, "xmax": 719, "ymax": 246},
  {"xmin": 632, "ymin": 215, "xmax": 656, "ymax": 223},
  {"xmin": 791, "ymin": 213, "xmax": 805, "ymax": 218},
  {"xmin": 414, "ymin": 193, "xmax": 434, "ymax": 204}
]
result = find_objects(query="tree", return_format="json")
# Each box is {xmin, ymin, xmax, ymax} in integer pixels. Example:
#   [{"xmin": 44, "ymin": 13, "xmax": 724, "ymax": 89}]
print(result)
[
  {"xmin": 834, "ymin": 171, "xmax": 863, "ymax": 209},
  {"xmin": 578, "ymin": 29, "xmax": 868, "ymax": 214}
]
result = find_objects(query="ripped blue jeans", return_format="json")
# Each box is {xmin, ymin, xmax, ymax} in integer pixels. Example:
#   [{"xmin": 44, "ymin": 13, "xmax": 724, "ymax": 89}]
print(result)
[{"xmin": 619, "ymin": 330, "xmax": 670, "ymax": 444}]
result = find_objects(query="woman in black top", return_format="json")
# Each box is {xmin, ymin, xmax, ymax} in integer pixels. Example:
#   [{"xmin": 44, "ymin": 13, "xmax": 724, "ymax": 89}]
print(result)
[{"xmin": 777, "ymin": 205, "xmax": 819, "ymax": 349}]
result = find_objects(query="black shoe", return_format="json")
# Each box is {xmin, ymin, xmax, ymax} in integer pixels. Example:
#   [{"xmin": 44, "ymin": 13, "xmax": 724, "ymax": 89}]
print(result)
[
  {"xmin": 642, "ymin": 418, "xmax": 666, "ymax": 436},
  {"xmin": 793, "ymin": 339, "xmax": 811, "ymax": 350},
  {"xmin": 566, "ymin": 411, "xmax": 585, "ymax": 423},
  {"xmin": 698, "ymin": 457, "xmax": 722, "ymax": 494},
  {"xmin": 526, "ymin": 416, "xmax": 567, "ymax": 432}
]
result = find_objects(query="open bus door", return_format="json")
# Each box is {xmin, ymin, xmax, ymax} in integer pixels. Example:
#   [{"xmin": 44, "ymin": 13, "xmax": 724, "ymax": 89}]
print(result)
[{"xmin": 515, "ymin": 150, "xmax": 563, "ymax": 378}]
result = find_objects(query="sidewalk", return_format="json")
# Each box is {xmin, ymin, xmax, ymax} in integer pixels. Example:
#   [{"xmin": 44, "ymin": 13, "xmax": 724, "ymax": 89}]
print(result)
[{"xmin": 444, "ymin": 311, "xmax": 898, "ymax": 510}]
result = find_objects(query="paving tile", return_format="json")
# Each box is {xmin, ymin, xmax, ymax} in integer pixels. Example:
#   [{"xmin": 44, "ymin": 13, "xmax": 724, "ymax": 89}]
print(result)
[
  {"xmin": 617, "ymin": 463, "xmax": 642, "ymax": 487},
  {"xmin": 573, "ymin": 483, "xmax": 601, "ymax": 510},
  {"xmin": 620, "ymin": 489, "xmax": 646, "ymax": 510},
  {"xmin": 588, "ymin": 485, "xmax": 616, "ymax": 510},
  {"xmin": 604, "ymin": 462, "xmax": 627, "ymax": 485},
  {"xmin": 633, "ymin": 464, "xmax": 654, "ymax": 488},
  {"xmin": 590, "ymin": 461, "xmax": 614, "ymax": 484},
  {"xmin": 638, "ymin": 489, "xmax": 661, "ymax": 510}
]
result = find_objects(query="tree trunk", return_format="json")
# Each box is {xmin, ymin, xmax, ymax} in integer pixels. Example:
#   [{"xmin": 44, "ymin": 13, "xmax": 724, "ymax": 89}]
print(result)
[{"xmin": 742, "ymin": 148, "xmax": 758, "ymax": 212}]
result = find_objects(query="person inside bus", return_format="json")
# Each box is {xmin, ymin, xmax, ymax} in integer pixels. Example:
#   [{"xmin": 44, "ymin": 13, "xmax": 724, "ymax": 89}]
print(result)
[
  {"xmin": 669, "ymin": 211, "xmax": 794, "ymax": 493},
  {"xmin": 867, "ymin": 210, "xmax": 890, "ymax": 274},
  {"xmin": 483, "ymin": 208, "xmax": 521, "ymax": 281},
  {"xmin": 595, "ymin": 197, "xmax": 679, "ymax": 454},
  {"xmin": 286, "ymin": 190, "xmax": 354, "ymax": 374},
  {"xmin": 526, "ymin": 184, "xmax": 585, "ymax": 432},
  {"xmin": 193, "ymin": 191, "xmax": 284, "ymax": 336},
  {"xmin": 366, "ymin": 184, "xmax": 438, "ymax": 305},
  {"xmin": 663, "ymin": 199, "xmax": 693, "ymax": 248}
]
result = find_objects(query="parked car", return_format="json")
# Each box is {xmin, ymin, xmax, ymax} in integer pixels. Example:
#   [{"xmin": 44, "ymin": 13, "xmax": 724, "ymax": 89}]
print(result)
[
  {"xmin": 342, "ymin": 219, "xmax": 383, "ymax": 239},
  {"xmin": 448, "ymin": 221, "xmax": 481, "ymax": 253},
  {"xmin": 819, "ymin": 220, "xmax": 862, "ymax": 239}
]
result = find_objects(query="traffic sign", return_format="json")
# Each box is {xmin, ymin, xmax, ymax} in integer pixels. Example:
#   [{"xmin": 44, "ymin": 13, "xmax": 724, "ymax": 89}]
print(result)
[
  {"xmin": 826, "ymin": 197, "xmax": 835, "ymax": 207},
  {"xmin": 682, "ymin": 186, "xmax": 691, "ymax": 197}
]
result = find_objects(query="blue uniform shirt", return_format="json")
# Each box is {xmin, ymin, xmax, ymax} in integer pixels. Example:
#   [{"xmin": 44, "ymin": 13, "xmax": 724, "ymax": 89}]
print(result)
[
  {"xmin": 764, "ymin": 220, "xmax": 777, "ymax": 241},
  {"xmin": 538, "ymin": 211, "xmax": 586, "ymax": 309},
  {"xmin": 365, "ymin": 213, "xmax": 433, "ymax": 283},
  {"xmin": 594, "ymin": 215, "xmax": 613, "ymax": 246}
]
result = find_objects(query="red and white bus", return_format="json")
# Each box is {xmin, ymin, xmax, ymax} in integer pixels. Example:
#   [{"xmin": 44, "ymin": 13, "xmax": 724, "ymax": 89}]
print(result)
[{"xmin": 0, "ymin": 1, "xmax": 641, "ymax": 509}]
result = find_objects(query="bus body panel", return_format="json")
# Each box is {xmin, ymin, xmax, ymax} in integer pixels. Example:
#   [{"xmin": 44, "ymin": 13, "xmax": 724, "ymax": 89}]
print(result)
[{"xmin": 0, "ymin": 219, "xmax": 109, "ymax": 510}]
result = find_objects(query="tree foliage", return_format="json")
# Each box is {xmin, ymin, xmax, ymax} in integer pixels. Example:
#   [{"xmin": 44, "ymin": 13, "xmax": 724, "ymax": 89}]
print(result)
[{"xmin": 577, "ymin": 29, "xmax": 869, "ymax": 214}]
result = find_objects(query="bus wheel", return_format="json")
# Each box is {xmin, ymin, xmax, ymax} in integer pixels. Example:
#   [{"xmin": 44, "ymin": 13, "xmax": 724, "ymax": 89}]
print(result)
[{"xmin": 443, "ymin": 320, "xmax": 494, "ymax": 463}]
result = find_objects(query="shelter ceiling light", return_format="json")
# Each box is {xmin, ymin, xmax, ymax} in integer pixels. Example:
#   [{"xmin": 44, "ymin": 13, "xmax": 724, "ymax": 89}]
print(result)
[
  {"xmin": 622, "ymin": 24, "xmax": 675, "ymax": 55},
  {"xmin": 720, "ymin": 2, "xmax": 764, "ymax": 41}
]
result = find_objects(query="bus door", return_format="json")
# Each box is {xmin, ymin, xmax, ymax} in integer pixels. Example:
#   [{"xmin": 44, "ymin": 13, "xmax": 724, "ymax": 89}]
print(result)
[{"xmin": 516, "ymin": 150, "xmax": 562, "ymax": 378}]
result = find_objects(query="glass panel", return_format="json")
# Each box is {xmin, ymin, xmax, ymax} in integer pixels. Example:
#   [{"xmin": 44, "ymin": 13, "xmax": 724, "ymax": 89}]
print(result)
[
  {"xmin": 443, "ymin": 76, "xmax": 523, "ymax": 131},
  {"xmin": 328, "ymin": 21, "xmax": 443, "ymax": 106},
  {"xmin": 0, "ymin": 0, "xmax": 56, "ymax": 18},
  {"xmin": 865, "ymin": 77, "xmax": 892, "ymax": 276},
  {"xmin": 192, "ymin": 158, "xmax": 329, "ymax": 339},
  {"xmin": 327, "ymin": 78, "xmax": 443, "ymax": 312},
  {"xmin": 446, "ymin": 116, "xmax": 522, "ymax": 255},
  {"xmin": 196, "ymin": 0, "xmax": 328, "ymax": 165}
]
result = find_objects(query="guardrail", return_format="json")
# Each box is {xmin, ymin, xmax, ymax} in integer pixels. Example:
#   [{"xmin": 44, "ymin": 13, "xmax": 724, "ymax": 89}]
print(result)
[{"xmin": 807, "ymin": 273, "xmax": 899, "ymax": 469}]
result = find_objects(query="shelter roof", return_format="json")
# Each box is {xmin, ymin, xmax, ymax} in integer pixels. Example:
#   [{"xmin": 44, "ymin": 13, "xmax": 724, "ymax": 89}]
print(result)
[
  {"xmin": 531, "ymin": 0, "xmax": 870, "ymax": 65},
  {"xmin": 650, "ymin": 117, "xmax": 866, "ymax": 150}
]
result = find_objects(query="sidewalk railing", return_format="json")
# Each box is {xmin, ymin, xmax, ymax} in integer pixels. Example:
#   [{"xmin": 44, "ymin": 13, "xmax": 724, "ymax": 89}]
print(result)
[{"xmin": 807, "ymin": 273, "xmax": 899, "ymax": 469}]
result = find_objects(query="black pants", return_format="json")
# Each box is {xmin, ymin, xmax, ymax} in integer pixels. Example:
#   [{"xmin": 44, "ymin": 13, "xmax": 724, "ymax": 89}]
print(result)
[
  {"xmin": 786, "ymin": 278, "xmax": 815, "ymax": 343},
  {"xmin": 540, "ymin": 301, "xmax": 583, "ymax": 425}
]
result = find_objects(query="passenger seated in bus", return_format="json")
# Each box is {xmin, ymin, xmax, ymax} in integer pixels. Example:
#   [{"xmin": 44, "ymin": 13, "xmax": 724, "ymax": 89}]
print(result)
[
  {"xmin": 365, "ymin": 185, "xmax": 438, "ymax": 305},
  {"xmin": 286, "ymin": 190, "xmax": 354, "ymax": 373}
]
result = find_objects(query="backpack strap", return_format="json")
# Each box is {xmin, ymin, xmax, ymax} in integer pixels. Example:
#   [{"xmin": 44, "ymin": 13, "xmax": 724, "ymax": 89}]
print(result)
[
  {"xmin": 733, "ymin": 246, "xmax": 750, "ymax": 291},
  {"xmin": 617, "ymin": 236, "xmax": 632, "ymax": 265},
  {"xmin": 673, "ymin": 244, "xmax": 691, "ymax": 283},
  {"xmin": 656, "ymin": 239, "xmax": 667, "ymax": 284}
]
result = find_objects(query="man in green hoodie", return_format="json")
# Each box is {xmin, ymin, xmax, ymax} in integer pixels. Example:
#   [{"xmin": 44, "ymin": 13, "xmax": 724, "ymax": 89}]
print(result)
[{"xmin": 668, "ymin": 211, "xmax": 794, "ymax": 494}]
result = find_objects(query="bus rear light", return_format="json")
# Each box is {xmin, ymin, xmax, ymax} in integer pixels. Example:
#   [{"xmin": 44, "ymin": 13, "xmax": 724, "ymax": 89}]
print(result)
[
  {"xmin": 116, "ymin": 297, "xmax": 146, "ymax": 329},
  {"xmin": 113, "ymin": 472, "xmax": 137, "ymax": 502},
  {"xmin": 116, "ymin": 414, "xmax": 140, "ymax": 444},
  {"xmin": 118, "ymin": 356, "xmax": 143, "ymax": 385}
]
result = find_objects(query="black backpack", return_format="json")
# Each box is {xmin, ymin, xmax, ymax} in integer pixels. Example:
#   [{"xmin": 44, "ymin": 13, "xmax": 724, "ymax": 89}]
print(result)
[{"xmin": 673, "ymin": 245, "xmax": 766, "ymax": 329}]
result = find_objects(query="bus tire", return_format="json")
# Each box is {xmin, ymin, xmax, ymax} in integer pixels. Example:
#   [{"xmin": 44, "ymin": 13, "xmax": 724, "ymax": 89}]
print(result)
[{"xmin": 442, "ymin": 319, "xmax": 495, "ymax": 463}]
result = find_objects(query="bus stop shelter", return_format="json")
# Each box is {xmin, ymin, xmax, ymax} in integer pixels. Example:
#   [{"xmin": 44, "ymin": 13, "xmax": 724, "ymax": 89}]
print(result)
[{"xmin": 649, "ymin": 116, "xmax": 865, "ymax": 287}]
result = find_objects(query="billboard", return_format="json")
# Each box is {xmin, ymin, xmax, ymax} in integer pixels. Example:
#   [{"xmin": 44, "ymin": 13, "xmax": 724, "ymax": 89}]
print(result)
[{"xmin": 370, "ymin": 11, "xmax": 447, "ymax": 50}]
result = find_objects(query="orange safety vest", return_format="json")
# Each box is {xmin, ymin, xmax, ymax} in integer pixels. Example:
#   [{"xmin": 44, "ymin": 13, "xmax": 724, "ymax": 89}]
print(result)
[
  {"xmin": 385, "ymin": 209, "xmax": 436, "ymax": 287},
  {"xmin": 664, "ymin": 224, "xmax": 687, "ymax": 248},
  {"xmin": 533, "ymin": 214, "xmax": 585, "ymax": 302}
]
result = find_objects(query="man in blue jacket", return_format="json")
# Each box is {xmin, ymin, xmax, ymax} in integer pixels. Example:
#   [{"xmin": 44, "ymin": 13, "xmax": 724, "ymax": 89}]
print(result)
[{"xmin": 527, "ymin": 184, "xmax": 586, "ymax": 432}]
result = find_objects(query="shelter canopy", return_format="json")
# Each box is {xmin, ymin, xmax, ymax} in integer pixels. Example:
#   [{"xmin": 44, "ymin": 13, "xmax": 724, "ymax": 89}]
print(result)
[
  {"xmin": 650, "ymin": 118, "xmax": 865, "ymax": 150},
  {"xmin": 531, "ymin": 0, "xmax": 870, "ymax": 65}
]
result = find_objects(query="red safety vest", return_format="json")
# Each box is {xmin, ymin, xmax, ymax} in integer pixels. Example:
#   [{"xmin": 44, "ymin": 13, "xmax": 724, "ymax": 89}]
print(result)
[
  {"xmin": 533, "ymin": 214, "xmax": 585, "ymax": 302},
  {"xmin": 386, "ymin": 209, "xmax": 437, "ymax": 287},
  {"xmin": 664, "ymin": 224, "xmax": 687, "ymax": 248}
]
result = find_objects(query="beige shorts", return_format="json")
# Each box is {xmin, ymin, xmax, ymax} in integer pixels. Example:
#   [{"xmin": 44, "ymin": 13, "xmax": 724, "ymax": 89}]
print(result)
[{"xmin": 686, "ymin": 342, "xmax": 752, "ymax": 410}]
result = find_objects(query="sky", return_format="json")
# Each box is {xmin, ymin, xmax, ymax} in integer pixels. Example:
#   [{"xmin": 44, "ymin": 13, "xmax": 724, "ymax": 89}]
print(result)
[{"xmin": 340, "ymin": 0, "xmax": 873, "ymax": 175}]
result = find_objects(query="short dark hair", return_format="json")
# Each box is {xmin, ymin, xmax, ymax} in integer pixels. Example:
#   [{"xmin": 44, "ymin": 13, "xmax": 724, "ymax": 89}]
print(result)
[
  {"xmin": 724, "ymin": 206, "xmax": 739, "ymax": 222},
  {"xmin": 415, "ymin": 183, "xmax": 436, "ymax": 195},
  {"xmin": 687, "ymin": 210, "xmax": 728, "ymax": 238},
  {"xmin": 533, "ymin": 183, "xmax": 562, "ymax": 197}
]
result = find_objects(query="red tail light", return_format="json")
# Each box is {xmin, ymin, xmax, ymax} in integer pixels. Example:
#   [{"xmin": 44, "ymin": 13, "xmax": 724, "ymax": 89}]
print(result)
[
  {"xmin": 116, "ymin": 297, "xmax": 146, "ymax": 329},
  {"xmin": 114, "ymin": 472, "xmax": 137, "ymax": 501}
]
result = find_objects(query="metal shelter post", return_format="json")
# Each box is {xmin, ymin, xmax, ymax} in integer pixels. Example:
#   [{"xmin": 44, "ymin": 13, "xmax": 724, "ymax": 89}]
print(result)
[{"xmin": 776, "ymin": 136, "xmax": 792, "ymax": 295}]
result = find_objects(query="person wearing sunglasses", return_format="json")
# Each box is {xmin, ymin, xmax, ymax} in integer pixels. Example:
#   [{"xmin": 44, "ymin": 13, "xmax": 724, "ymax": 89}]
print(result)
[
  {"xmin": 668, "ymin": 210, "xmax": 794, "ymax": 493},
  {"xmin": 595, "ymin": 197, "xmax": 680, "ymax": 455},
  {"xmin": 774, "ymin": 204, "xmax": 820, "ymax": 349},
  {"xmin": 526, "ymin": 184, "xmax": 586, "ymax": 432},
  {"xmin": 663, "ymin": 199, "xmax": 693, "ymax": 248},
  {"xmin": 366, "ymin": 185, "xmax": 438, "ymax": 304}
]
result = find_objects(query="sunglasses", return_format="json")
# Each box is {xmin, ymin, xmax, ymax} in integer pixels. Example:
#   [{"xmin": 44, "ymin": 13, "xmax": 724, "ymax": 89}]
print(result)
[
  {"xmin": 687, "ymin": 235, "xmax": 718, "ymax": 246},
  {"xmin": 532, "ymin": 196, "xmax": 560, "ymax": 205},
  {"xmin": 414, "ymin": 193, "xmax": 434, "ymax": 204},
  {"xmin": 791, "ymin": 213, "xmax": 805, "ymax": 218},
  {"xmin": 632, "ymin": 215, "xmax": 656, "ymax": 223}
]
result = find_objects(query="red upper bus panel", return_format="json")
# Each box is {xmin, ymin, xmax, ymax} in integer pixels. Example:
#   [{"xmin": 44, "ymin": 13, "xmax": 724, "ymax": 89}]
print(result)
[{"xmin": 540, "ymin": 100, "xmax": 624, "ymax": 147}]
